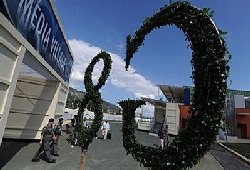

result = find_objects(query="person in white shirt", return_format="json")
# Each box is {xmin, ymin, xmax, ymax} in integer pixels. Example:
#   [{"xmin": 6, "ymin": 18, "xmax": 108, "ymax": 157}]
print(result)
[{"xmin": 101, "ymin": 120, "xmax": 110, "ymax": 140}]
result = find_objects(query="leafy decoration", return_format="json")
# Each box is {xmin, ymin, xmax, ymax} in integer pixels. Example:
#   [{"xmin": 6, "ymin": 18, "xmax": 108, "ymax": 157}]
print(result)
[
  {"xmin": 121, "ymin": 1, "xmax": 229, "ymax": 169},
  {"xmin": 76, "ymin": 51, "xmax": 112, "ymax": 151}
]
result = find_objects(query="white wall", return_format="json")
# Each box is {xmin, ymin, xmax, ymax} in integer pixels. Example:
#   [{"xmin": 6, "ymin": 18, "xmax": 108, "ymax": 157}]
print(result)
[
  {"xmin": 4, "ymin": 76, "xmax": 59, "ymax": 139},
  {"xmin": 234, "ymin": 95, "xmax": 245, "ymax": 109},
  {"xmin": 0, "ymin": 11, "xmax": 70, "ymax": 144},
  {"xmin": 0, "ymin": 17, "xmax": 25, "ymax": 144},
  {"xmin": 166, "ymin": 103, "xmax": 180, "ymax": 135}
]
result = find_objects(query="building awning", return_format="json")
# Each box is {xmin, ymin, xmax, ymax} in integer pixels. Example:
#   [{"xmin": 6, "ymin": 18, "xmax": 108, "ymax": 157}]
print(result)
[
  {"xmin": 158, "ymin": 85, "xmax": 184, "ymax": 102},
  {"xmin": 142, "ymin": 98, "xmax": 166, "ymax": 107}
]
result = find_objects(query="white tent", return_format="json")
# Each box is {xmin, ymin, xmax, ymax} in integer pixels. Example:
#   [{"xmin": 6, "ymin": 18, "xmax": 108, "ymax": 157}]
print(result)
[{"xmin": 63, "ymin": 108, "xmax": 123, "ymax": 121}]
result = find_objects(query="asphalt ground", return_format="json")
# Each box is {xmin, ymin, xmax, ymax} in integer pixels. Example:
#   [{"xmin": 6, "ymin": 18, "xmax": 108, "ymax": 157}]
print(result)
[
  {"xmin": 210, "ymin": 144, "xmax": 250, "ymax": 170},
  {"xmin": 0, "ymin": 123, "xmax": 224, "ymax": 170}
]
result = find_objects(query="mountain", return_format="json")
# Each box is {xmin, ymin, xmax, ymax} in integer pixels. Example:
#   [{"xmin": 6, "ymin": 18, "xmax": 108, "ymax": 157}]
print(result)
[
  {"xmin": 66, "ymin": 87, "xmax": 121, "ymax": 115},
  {"xmin": 102, "ymin": 100, "xmax": 121, "ymax": 114},
  {"xmin": 68, "ymin": 87, "xmax": 86, "ymax": 96}
]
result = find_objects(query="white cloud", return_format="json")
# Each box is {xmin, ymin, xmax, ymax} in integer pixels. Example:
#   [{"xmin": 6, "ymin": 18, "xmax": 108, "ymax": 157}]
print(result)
[
  {"xmin": 68, "ymin": 39, "xmax": 160, "ymax": 100},
  {"xmin": 115, "ymin": 43, "xmax": 124, "ymax": 49},
  {"xmin": 136, "ymin": 102, "xmax": 155, "ymax": 117}
]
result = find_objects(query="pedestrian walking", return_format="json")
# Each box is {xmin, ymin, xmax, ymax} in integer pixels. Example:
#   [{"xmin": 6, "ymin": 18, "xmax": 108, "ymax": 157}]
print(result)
[
  {"xmin": 32, "ymin": 118, "xmax": 56, "ymax": 163},
  {"xmin": 158, "ymin": 124, "xmax": 169, "ymax": 149},
  {"xmin": 219, "ymin": 118, "xmax": 226, "ymax": 140},
  {"xmin": 101, "ymin": 120, "xmax": 110, "ymax": 140},
  {"xmin": 83, "ymin": 117, "xmax": 89, "ymax": 129},
  {"xmin": 69, "ymin": 118, "xmax": 76, "ymax": 148},
  {"xmin": 158, "ymin": 126, "xmax": 165, "ymax": 149},
  {"xmin": 51, "ymin": 118, "xmax": 63, "ymax": 156},
  {"xmin": 164, "ymin": 124, "xmax": 169, "ymax": 147}
]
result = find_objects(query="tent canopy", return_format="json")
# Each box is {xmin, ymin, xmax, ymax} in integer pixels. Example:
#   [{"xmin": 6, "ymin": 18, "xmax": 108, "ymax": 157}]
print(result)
[{"xmin": 158, "ymin": 85, "xmax": 184, "ymax": 103}]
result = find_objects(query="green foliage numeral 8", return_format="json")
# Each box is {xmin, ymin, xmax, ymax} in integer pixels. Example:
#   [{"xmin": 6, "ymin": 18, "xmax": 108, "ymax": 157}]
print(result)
[{"xmin": 76, "ymin": 51, "xmax": 112, "ymax": 151}]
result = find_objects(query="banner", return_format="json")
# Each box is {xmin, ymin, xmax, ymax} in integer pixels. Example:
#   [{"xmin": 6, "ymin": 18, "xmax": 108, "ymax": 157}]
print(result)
[{"xmin": 1, "ymin": 0, "xmax": 73, "ymax": 82}]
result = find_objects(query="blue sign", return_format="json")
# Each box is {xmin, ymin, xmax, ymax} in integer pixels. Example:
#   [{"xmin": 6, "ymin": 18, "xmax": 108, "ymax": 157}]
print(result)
[{"xmin": 1, "ymin": 0, "xmax": 73, "ymax": 82}]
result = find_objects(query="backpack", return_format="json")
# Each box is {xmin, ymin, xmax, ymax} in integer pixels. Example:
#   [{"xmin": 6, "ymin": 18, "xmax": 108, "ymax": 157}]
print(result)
[{"xmin": 54, "ymin": 125, "xmax": 62, "ymax": 135}]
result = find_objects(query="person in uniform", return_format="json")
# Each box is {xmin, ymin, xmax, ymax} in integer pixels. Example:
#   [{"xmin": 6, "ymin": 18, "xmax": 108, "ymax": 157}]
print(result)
[
  {"xmin": 32, "ymin": 118, "xmax": 56, "ymax": 163},
  {"xmin": 70, "ymin": 118, "xmax": 76, "ymax": 148},
  {"xmin": 51, "ymin": 118, "xmax": 63, "ymax": 156}
]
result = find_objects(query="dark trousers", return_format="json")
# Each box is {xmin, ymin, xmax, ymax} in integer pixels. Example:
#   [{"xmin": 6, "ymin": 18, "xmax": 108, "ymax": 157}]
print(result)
[
  {"xmin": 52, "ymin": 137, "xmax": 59, "ymax": 155},
  {"xmin": 32, "ymin": 145, "xmax": 43, "ymax": 160},
  {"xmin": 33, "ymin": 142, "xmax": 53, "ymax": 161},
  {"xmin": 164, "ymin": 136, "xmax": 169, "ymax": 147},
  {"xmin": 70, "ymin": 132, "xmax": 77, "ymax": 145}
]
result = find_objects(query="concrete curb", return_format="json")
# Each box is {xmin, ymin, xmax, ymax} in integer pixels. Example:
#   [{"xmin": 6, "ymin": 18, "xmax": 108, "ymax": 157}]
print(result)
[
  {"xmin": 148, "ymin": 133, "xmax": 158, "ymax": 137},
  {"xmin": 218, "ymin": 142, "xmax": 250, "ymax": 165}
]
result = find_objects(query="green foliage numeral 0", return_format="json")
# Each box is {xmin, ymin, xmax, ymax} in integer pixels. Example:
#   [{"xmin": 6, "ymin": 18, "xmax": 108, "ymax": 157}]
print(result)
[
  {"xmin": 76, "ymin": 1, "xmax": 229, "ymax": 169},
  {"xmin": 120, "ymin": 1, "xmax": 229, "ymax": 169}
]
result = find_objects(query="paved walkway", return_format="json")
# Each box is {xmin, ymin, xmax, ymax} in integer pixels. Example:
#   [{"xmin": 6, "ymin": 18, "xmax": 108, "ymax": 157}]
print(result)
[
  {"xmin": 1, "ymin": 123, "xmax": 224, "ymax": 170},
  {"xmin": 217, "ymin": 135, "xmax": 250, "ymax": 143},
  {"xmin": 210, "ymin": 144, "xmax": 250, "ymax": 170}
]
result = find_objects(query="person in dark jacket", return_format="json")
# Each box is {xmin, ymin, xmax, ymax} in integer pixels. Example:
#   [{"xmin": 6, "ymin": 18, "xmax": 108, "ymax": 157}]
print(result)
[
  {"xmin": 164, "ymin": 124, "xmax": 169, "ymax": 147},
  {"xmin": 158, "ymin": 126, "xmax": 165, "ymax": 149},
  {"xmin": 32, "ymin": 118, "xmax": 56, "ymax": 163},
  {"xmin": 51, "ymin": 118, "xmax": 63, "ymax": 156},
  {"xmin": 158, "ymin": 124, "xmax": 169, "ymax": 149},
  {"xmin": 70, "ymin": 118, "xmax": 76, "ymax": 148}
]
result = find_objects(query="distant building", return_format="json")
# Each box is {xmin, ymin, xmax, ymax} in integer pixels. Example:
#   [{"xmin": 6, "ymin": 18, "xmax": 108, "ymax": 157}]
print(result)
[
  {"xmin": 149, "ymin": 85, "xmax": 250, "ymax": 139},
  {"xmin": 0, "ymin": 0, "xmax": 73, "ymax": 145}
]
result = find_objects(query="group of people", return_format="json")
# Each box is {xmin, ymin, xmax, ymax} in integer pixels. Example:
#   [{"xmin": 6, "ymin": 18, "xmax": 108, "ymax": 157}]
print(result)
[
  {"xmin": 32, "ymin": 118, "xmax": 63, "ymax": 163},
  {"xmin": 31, "ymin": 117, "xmax": 111, "ymax": 163},
  {"xmin": 31, "ymin": 115, "xmax": 170, "ymax": 163},
  {"xmin": 67, "ymin": 117, "xmax": 111, "ymax": 147}
]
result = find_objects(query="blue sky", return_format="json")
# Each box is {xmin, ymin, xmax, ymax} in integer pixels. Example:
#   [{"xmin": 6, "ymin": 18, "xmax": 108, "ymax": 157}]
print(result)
[{"xmin": 55, "ymin": 0, "xmax": 250, "ymax": 106}]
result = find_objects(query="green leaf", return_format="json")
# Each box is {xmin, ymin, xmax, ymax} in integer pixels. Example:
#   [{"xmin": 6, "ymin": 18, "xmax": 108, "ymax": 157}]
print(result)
[
  {"xmin": 202, "ymin": 8, "xmax": 214, "ymax": 17},
  {"xmin": 218, "ymin": 29, "xmax": 228, "ymax": 36}
]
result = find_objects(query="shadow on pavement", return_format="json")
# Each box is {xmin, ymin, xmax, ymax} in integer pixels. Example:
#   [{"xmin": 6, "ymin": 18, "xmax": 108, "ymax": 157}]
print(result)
[{"xmin": 0, "ymin": 139, "xmax": 33, "ymax": 169}]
